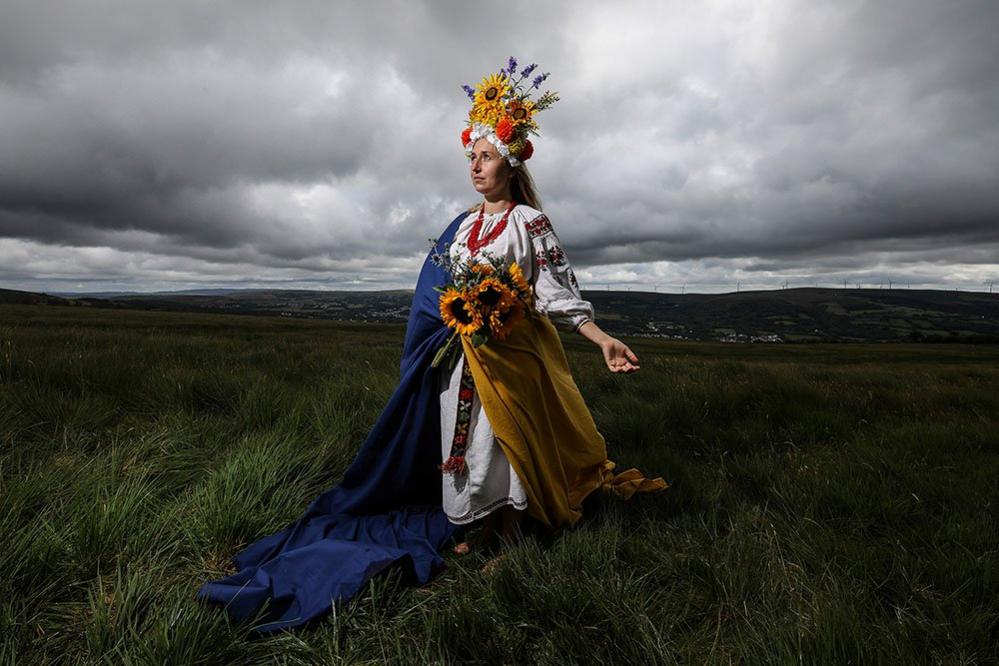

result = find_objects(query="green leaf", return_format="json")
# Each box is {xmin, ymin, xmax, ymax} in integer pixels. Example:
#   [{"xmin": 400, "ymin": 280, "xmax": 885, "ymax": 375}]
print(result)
[
  {"xmin": 430, "ymin": 331, "xmax": 458, "ymax": 368},
  {"xmin": 444, "ymin": 344, "xmax": 461, "ymax": 374}
]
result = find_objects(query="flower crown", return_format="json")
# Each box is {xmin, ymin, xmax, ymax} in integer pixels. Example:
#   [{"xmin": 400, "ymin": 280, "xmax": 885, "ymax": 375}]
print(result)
[{"xmin": 460, "ymin": 56, "xmax": 560, "ymax": 167}]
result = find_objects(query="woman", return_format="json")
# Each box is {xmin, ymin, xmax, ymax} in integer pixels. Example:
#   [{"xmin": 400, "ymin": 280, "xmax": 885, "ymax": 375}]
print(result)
[
  {"xmin": 197, "ymin": 59, "xmax": 666, "ymax": 634},
  {"xmin": 443, "ymin": 134, "xmax": 649, "ymax": 557}
]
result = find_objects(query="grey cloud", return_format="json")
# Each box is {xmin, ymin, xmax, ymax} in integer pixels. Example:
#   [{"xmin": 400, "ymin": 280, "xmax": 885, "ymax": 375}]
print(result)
[{"xmin": 1, "ymin": 0, "xmax": 997, "ymax": 293}]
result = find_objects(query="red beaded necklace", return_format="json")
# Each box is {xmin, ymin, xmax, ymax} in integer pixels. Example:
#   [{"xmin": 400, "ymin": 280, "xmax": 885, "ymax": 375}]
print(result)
[{"xmin": 467, "ymin": 201, "xmax": 515, "ymax": 257}]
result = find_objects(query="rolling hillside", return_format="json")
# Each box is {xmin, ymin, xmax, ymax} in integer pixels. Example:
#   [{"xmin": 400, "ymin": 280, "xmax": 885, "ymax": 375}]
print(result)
[{"xmin": 7, "ymin": 286, "xmax": 998, "ymax": 343}]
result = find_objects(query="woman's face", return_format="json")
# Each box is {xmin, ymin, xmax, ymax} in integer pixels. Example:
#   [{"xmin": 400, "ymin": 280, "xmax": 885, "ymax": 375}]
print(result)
[{"xmin": 469, "ymin": 137, "xmax": 512, "ymax": 198}]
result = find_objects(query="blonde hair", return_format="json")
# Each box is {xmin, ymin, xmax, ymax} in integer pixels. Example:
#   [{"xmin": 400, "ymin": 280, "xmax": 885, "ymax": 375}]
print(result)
[
  {"xmin": 467, "ymin": 160, "xmax": 543, "ymax": 213},
  {"xmin": 511, "ymin": 162, "xmax": 542, "ymax": 211}
]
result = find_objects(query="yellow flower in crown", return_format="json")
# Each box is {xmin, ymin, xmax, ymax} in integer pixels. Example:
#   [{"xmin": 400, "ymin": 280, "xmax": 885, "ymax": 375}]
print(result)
[
  {"xmin": 460, "ymin": 56, "xmax": 559, "ymax": 168},
  {"xmin": 439, "ymin": 287, "xmax": 483, "ymax": 336},
  {"xmin": 506, "ymin": 99, "xmax": 535, "ymax": 128},
  {"xmin": 474, "ymin": 72, "xmax": 509, "ymax": 106},
  {"xmin": 470, "ymin": 104, "xmax": 504, "ymax": 130}
]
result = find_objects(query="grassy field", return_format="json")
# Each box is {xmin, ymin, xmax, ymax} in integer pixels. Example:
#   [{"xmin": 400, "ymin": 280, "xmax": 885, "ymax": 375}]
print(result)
[{"xmin": 1, "ymin": 303, "xmax": 997, "ymax": 664}]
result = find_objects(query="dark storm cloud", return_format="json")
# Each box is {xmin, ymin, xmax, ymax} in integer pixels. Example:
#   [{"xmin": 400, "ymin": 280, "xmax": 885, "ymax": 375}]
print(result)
[{"xmin": 1, "ymin": 0, "xmax": 997, "ymax": 293}]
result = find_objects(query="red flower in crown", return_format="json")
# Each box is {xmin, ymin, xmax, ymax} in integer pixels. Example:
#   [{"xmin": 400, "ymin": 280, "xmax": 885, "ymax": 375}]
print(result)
[
  {"xmin": 520, "ymin": 139, "xmax": 534, "ymax": 161},
  {"xmin": 461, "ymin": 127, "xmax": 472, "ymax": 147},
  {"xmin": 495, "ymin": 117, "xmax": 515, "ymax": 143}
]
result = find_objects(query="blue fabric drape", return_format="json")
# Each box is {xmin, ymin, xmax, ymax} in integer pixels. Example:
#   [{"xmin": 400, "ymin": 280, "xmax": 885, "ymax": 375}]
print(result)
[{"xmin": 197, "ymin": 210, "xmax": 471, "ymax": 634}]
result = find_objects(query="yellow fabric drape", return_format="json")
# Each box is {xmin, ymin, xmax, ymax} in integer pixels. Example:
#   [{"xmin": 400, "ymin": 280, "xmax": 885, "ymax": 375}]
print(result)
[{"xmin": 459, "ymin": 312, "xmax": 668, "ymax": 528}]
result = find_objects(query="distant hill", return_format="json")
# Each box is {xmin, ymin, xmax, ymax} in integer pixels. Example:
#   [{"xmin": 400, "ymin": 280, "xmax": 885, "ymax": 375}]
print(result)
[
  {"xmin": 49, "ymin": 288, "xmax": 244, "ymax": 298},
  {"xmin": 3, "ymin": 286, "xmax": 997, "ymax": 343},
  {"xmin": 0, "ymin": 288, "xmax": 75, "ymax": 306},
  {"xmin": 82, "ymin": 289, "xmax": 416, "ymax": 323},
  {"xmin": 583, "ymin": 287, "xmax": 999, "ymax": 342}
]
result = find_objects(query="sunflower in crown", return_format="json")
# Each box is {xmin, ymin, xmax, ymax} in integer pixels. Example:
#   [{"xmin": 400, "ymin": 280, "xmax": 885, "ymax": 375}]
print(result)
[
  {"xmin": 475, "ymin": 73, "xmax": 509, "ymax": 105},
  {"xmin": 459, "ymin": 56, "xmax": 559, "ymax": 167}
]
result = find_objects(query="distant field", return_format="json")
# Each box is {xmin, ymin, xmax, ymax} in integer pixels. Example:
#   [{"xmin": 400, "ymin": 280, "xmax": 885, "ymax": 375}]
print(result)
[
  {"xmin": 2, "ymin": 304, "xmax": 997, "ymax": 663},
  {"xmin": 6, "ymin": 284, "xmax": 998, "ymax": 343}
]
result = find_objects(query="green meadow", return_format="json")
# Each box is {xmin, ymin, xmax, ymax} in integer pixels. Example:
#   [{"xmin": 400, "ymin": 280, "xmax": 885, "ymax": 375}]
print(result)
[{"xmin": 1, "ymin": 303, "xmax": 996, "ymax": 664}]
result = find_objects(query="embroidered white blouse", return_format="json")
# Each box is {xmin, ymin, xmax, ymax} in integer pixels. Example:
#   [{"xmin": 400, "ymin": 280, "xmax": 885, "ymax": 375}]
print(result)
[{"xmin": 439, "ymin": 204, "xmax": 595, "ymax": 524}]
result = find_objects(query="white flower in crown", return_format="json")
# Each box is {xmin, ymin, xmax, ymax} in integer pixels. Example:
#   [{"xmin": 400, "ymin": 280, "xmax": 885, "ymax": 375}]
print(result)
[
  {"xmin": 464, "ymin": 122, "xmax": 521, "ymax": 167},
  {"xmin": 459, "ymin": 56, "xmax": 559, "ymax": 166}
]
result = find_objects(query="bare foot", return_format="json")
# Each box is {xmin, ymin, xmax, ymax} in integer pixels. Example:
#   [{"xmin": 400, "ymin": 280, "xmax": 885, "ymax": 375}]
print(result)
[
  {"xmin": 453, "ymin": 513, "xmax": 499, "ymax": 556},
  {"xmin": 482, "ymin": 530, "xmax": 522, "ymax": 573},
  {"xmin": 453, "ymin": 531, "xmax": 489, "ymax": 555},
  {"xmin": 481, "ymin": 553, "xmax": 508, "ymax": 575},
  {"xmin": 499, "ymin": 505, "xmax": 524, "ymax": 547}
]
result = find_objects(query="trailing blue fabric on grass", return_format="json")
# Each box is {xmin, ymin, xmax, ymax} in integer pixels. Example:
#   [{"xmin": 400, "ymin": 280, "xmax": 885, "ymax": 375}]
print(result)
[{"xmin": 197, "ymin": 210, "xmax": 472, "ymax": 634}]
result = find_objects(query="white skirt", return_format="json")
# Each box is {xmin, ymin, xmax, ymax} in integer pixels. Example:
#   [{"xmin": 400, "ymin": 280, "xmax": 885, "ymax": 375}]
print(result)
[{"xmin": 439, "ymin": 353, "xmax": 528, "ymax": 524}]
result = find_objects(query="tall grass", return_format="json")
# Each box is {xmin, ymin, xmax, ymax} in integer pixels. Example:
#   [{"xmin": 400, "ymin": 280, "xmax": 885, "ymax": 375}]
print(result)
[{"xmin": 2, "ymin": 304, "xmax": 997, "ymax": 663}]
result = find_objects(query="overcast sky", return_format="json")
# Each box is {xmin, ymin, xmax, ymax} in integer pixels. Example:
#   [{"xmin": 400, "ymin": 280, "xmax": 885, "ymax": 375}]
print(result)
[{"xmin": 1, "ymin": 0, "xmax": 997, "ymax": 294}]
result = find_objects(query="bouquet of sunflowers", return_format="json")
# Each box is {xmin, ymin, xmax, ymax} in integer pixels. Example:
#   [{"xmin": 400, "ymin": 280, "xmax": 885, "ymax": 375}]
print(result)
[{"xmin": 430, "ymin": 246, "xmax": 536, "ymax": 372}]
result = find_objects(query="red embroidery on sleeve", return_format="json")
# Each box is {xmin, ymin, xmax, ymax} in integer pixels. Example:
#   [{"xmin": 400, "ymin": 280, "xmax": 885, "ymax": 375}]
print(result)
[
  {"xmin": 525, "ymin": 214, "xmax": 553, "ymax": 238},
  {"xmin": 546, "ymin": 245, "xmax": 566, "ymax": 267}
]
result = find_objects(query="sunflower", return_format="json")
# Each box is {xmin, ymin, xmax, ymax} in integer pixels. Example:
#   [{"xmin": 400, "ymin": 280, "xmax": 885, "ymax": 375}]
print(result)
[
  {"xmin": 439, "ymin": 287, "xmax": 482, "ymax": 336},
  {"xmin": 495, "ymin": 284, "xmax": 518, "ymax": 312},
  {"xmin": 469, "ymin": 262, "xmax": 495, "ymax": 276},
  {"xmin": 505, "ymin": 99, "xmax": 535, "ymax": 127},
  {"xmin": 469, "ymin": 102, "xmax": 504, "ymax": 129},
  {"xmin": 475, "ymin": 72, "xmax": 509, "ymax": 104},
  {"xmin": 471, "ymin": 277, "xmax": 508, "ymax": 312},
  {"xmin": 489, "ymin": 298, "xmax": 525, "ymax": 340},
  {"xmin": 508, "ymin": 261, "xmax": 530, "ymax": 295}
]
